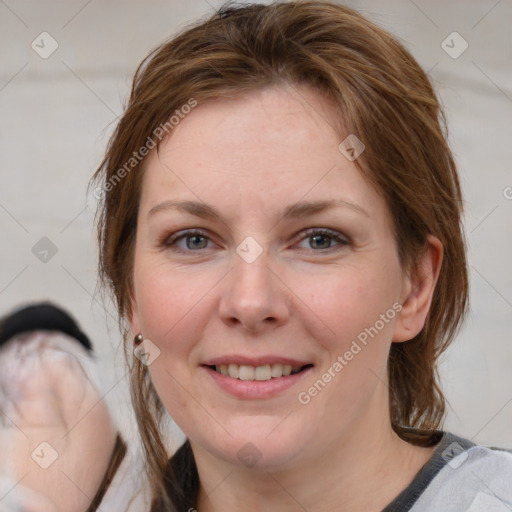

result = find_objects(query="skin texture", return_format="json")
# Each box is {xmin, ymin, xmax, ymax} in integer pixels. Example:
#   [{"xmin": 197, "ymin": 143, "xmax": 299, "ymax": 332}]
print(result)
[{"xmin": 130, "ymin": 85, "xmax": 443, "ymax": 511}]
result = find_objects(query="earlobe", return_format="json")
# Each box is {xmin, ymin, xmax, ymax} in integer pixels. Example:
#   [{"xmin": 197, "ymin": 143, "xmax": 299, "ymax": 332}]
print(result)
[{"xmin": 393, "ymin": 236, "xmax": 443, "ymax": 343}]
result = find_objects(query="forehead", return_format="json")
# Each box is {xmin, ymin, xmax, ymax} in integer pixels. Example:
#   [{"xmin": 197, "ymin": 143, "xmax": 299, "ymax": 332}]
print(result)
[
  {"xmin": 159, "ymin": 85, "xmax": 339, "ymax": 159},
  {"xmin": 139, "ymin": 85, "xmax": 386, "ymax": 222}
]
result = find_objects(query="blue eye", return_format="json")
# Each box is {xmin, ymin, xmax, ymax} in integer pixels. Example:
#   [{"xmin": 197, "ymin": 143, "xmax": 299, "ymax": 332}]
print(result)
[
  {"xmin": 297, "ymin": 228, "xmax": 349, "ymax": 251},
  {"xmin": 163, "ymin": 228, "xmax": 348, "ymax": 254},
  {"xmin": 164, "ymin": 230, "xmax": 211, "ymax": 252}
]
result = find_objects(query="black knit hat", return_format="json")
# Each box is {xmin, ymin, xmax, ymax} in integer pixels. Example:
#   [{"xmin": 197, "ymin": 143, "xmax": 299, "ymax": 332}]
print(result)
[{"xmin": 0, "ymin": 302, "xmax": 92, "ymax": 352}]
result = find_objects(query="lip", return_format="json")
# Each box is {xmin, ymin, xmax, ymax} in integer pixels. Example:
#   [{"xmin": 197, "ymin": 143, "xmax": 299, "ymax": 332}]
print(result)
[{"xmin": 202, "ymin": 364, "xmax": 313, "ymax": 399}]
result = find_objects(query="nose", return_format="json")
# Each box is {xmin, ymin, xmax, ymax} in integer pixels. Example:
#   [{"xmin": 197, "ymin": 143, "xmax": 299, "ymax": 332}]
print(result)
[{"xmin": 218, "ymin": 251, "xmax": 291, "ymax": 334}]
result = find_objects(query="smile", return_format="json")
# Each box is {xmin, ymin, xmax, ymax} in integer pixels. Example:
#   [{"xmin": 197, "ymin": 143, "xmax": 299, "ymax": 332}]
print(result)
[
  {"xmin": 202, "ymin": 356, "xmax": 314, "ymax": 398},
  {"xmin": 209, "ymin": 363, "xmax": 312, "ymax": 381}
]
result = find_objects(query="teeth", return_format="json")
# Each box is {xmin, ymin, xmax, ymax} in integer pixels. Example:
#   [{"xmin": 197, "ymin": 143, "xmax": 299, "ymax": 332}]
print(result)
[
  {"xmin": 271, "ymin": 363, "xmax": 283, "ymax": 377},
  {"xmin": 228, "ymin": 363, "xmax": 239, "ymax": 378},
  {"xmin": 255, "ymin": 365, "xmax": 271, "ymax": 381},
  {"xmin": 238, "ymin": 365, "xmax": 255, "ymax": 381},
  {"xmin": 214, "ymin": 363, "xmax": 304, "ymax": 380}
]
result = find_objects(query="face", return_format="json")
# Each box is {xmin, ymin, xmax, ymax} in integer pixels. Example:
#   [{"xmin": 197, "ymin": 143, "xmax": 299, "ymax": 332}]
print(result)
[{"xmin": 130, "ymin": 85, "xmax": 415, "ymax": 470}]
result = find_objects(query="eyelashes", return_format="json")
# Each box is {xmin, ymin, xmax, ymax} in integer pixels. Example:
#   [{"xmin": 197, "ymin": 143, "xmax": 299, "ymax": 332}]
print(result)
[
  {"xmin": 161, "ymin": 227, "xmax": 349, "ymax": 255},
  {"xmin": 163, "ymin": 230, "xmax": 211, "ymax": 252},
  {"xmin": 298, "ymin": 228, "xmax": 349, "ymax": 250}
]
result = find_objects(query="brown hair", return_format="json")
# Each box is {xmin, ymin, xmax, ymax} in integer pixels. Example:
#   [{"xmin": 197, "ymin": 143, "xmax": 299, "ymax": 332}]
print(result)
[{"xmin": 92, "ymin": 1, "xmax": 468, "ymax": 509}]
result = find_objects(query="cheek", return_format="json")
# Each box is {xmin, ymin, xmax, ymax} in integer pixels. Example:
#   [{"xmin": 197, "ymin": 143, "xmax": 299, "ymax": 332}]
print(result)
[
  {"xmin": 134, "ymin": 262, "xmax": 217, "ymax": 419},
  {"xmin": 134, "ymin": 261, "xmax": 213, "ymax": 347},
  {"xmin": 296, "ymin": 266, "xmax": 401, "ymax": 418},
  {"xmin": 296, "ymin": 263, "xmax": 401, "ymax": 352}
]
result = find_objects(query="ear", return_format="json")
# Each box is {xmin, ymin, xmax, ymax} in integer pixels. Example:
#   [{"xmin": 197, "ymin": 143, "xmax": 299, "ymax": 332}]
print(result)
[{"xmin": 393, "ymin": 235, "xmax": 443, "ymax": 343}]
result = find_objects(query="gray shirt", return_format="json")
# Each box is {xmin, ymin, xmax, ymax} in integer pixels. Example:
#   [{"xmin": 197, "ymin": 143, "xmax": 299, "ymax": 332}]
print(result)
[{"xmin": 383, "ymin": 432, "xmax": 512, "ymax": 511}]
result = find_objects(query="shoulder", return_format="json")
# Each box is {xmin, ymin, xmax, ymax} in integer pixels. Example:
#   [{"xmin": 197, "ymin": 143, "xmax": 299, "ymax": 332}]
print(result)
[{"xmin": 412, "ymin": 432, "xmax": 512, "ymax": 511}]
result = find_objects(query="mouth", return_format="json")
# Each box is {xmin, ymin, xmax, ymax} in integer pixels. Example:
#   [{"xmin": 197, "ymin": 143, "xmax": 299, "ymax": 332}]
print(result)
[{"xmin": 205, "ymin": 363, "xmax": 314, "ymax": 381}]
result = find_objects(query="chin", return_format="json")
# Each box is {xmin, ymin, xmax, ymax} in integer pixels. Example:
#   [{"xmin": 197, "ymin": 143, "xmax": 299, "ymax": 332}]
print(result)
[{"xmin": 197, "ymin": 417, "xmax": 312, "ymax": 470}]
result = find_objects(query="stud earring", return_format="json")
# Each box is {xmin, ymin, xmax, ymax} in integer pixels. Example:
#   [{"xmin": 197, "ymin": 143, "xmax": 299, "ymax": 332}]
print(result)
[{"xmin": 134, "ymin": 333, "xmax": 143, "ymax": 345}]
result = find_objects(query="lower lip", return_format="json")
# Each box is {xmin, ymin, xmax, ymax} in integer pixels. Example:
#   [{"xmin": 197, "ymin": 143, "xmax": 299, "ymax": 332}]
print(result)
[{"xmin": 202, "ymin": 365, "xmax": 313, "ymax": 399}]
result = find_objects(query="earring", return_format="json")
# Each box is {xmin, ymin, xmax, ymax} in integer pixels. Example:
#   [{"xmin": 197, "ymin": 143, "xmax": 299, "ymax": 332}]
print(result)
[{"xmin": 134, "ymin": 333, "xmax": 143, "ymax": 345}]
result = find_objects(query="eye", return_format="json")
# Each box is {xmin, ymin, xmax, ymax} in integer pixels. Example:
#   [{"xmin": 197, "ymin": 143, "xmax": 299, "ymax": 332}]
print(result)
[
  {"xmin": 161, "ymin": 227, "xmax": 349, "ymax": 255},
  {"xmin": 163, "ymin": 230, "xmax": 214, "ymax": 253},
  {"xmin": 295, "ymin": 228, "xmax": 349, "ymax": 251}
]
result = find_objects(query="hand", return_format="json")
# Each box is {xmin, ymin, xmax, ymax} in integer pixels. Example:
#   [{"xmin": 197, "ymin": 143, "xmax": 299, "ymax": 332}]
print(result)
[{"xmin": 0, "ymin": 332, "xmax": 118, "ymax": 512}]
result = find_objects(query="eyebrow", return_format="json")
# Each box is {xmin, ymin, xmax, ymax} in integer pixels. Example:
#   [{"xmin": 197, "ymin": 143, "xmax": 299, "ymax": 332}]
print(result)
[{"xmin": 147, "ymin": 198, "xmax": 369, "ymax": 222}]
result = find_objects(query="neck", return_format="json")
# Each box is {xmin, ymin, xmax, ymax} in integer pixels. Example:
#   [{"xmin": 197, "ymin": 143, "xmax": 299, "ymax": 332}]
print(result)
[{"xmin": 193, "ymin": 387, "xmax": 436, "ymax": 512}]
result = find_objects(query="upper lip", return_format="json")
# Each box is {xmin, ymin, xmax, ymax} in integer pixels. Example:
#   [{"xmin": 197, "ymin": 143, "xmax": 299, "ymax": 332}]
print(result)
[{"xmin": 202, "ymin": 355, "xmax": 313, "ymax": 367}]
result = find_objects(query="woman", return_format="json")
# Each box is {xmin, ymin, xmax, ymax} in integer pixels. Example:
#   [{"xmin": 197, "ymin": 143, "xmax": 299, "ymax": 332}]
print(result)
[{"xmin": 90, "ymin": 1, "xmax": 512, "ymax": 511}]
